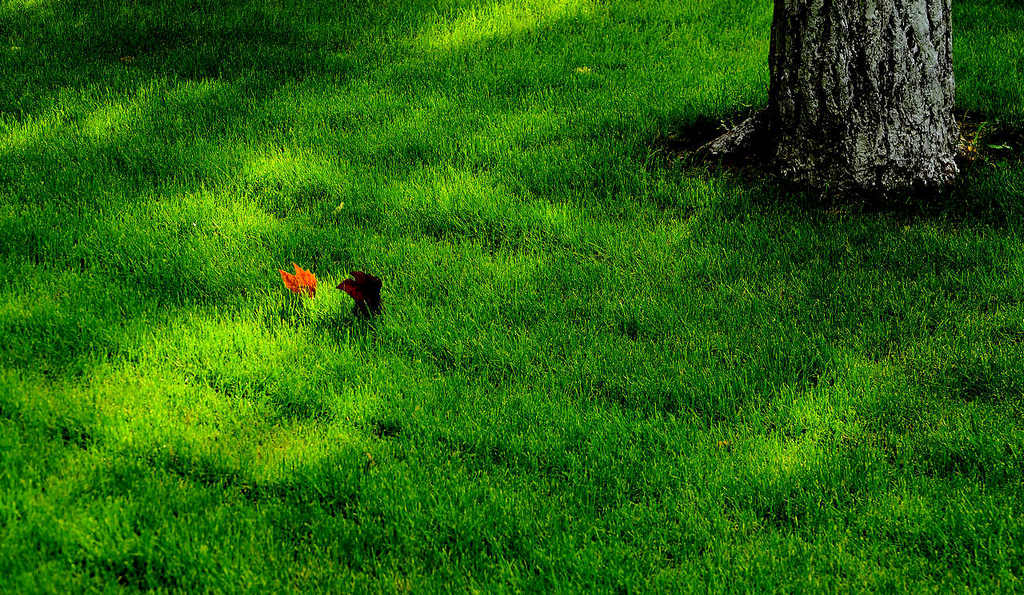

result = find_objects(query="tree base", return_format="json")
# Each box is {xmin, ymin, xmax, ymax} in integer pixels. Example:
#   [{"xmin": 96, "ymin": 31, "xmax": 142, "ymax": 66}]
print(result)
[{"xmin": 698, "ymin": 111, "xmax": 960, "ymax": 195}]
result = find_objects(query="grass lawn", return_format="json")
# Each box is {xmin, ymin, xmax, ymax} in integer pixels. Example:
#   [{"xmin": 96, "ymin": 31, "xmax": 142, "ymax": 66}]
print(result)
[{"xmin": 2, "ymin": 0, "xmax": 1024, "ymax": 590}]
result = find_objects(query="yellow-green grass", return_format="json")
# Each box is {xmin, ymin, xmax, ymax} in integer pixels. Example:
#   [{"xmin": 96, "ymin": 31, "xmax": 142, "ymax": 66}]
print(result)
[{"xmin": 1, "ymin": 0, "xmax": 1023, "ymax": 590}]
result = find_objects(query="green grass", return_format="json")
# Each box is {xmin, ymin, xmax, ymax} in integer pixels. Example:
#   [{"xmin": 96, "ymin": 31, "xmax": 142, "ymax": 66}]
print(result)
[{"xmin": 1, "ymin": 0, "xmax": 1023, "ymax": 591}]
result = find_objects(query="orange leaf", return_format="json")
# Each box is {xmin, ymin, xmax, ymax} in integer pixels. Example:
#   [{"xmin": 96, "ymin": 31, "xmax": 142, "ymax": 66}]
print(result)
[{"xmin": 279, "ymin": 263, "xmax": 317, "ymax": 297}]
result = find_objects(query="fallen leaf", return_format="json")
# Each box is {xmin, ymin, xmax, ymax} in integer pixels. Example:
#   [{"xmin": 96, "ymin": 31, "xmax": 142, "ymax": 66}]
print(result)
[
  {"xmin": 279, "ymin": 263, "xmax": 317, "ymax": 297},
  {"xmin": 338, "ymin": 270, "xmax": 382, "ymax": 317}
]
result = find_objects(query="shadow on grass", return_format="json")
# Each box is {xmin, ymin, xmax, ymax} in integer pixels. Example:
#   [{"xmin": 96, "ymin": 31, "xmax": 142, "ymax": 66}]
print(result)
[
  {"xmin": 644, "ymin": 107, "xmax": 1024, "ymax": 228},
  {"xmin": 0, "ymin": 0, "xmax": 469, "ymax": 114}
]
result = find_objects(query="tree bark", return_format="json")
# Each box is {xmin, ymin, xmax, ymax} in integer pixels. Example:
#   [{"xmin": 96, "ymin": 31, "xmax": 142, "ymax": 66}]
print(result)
[
  {"xmin": 771, "ymin": 0, "xmax": 959, "ymax": 191},
  {"xmin": 708, "ymin": 0, "xmax": 960, "ymax": 193}
]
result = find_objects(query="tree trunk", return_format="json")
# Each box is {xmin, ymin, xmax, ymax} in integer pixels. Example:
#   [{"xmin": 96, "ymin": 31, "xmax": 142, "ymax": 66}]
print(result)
[
  {"xmin": 770, "ymin": 0, "xmax": 958, "ymax": 191},
  {"xmin": 707, "ymin": 0, "xmax": 960, "ymax": 193}
]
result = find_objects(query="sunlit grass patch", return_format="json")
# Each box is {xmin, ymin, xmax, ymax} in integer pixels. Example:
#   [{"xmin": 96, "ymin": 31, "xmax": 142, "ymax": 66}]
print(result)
[
  {"xmin": 0, "ymin": 109, "xmax": 65, "ymax": 152},
  {"xmin": 0, "ymin": 0, "xmax": 50, "ymax": 13},
  {"xmin": 239, "ymin": 147, "xmax": 349, "ymax": 215},
  {"xmin": 417, "ymin": 0, "xmax": 595, "ymax": 51}
]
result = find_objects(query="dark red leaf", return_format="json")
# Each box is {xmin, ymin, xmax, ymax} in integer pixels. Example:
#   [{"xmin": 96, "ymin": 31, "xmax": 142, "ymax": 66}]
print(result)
[{"xmin": 338, "ymin": 270, "xmax": 382, "ymax": 317}]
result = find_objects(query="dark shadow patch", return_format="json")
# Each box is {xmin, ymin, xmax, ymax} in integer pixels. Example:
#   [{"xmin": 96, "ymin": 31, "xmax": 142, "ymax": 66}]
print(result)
[
  {"xmin": 96, "ymin": 447, "xmax": 249, "ymax": 493},
  {"xmin": 0, "ymin": 0, "xmax": 457, "ymax": 115},
  {"xmin": 958, "ymin": 111, "xmax": 1024, "ymax": 165},
  {"xmin": 253, "ymin": 463, "xmax": 363, "ymax": 517},
  {"xmin": 55, "ymin": 421, "xmax": 95, "ymax": 450},
  {"xmin": 913, "ymin": 438, "xmax": 1024, "ymax": 485},
  {"xmin": 91, "ymin": 553, "xmax": 185, "ymax": 592},
  {"xmin": 919, "ymin": 354, "xmax": 1024, "ymax": 405},
  {"xmin": 273, "ymin": 395, "xmax": 335, "ymax": 423},
  {"xmin": 369, "ymin": 416, "xmax": 403, "ymax": 439},
  {"xmin": 616, "ymin": 315, "xmax": 641, "ymax": 341},
  {"xmin": 94, "ymin": 444, "xmax": 366, "ymax": 520},
  {"xmin": 647, "ymin": 108, "xmax": 769, "ymax": 170},
  {"xmin": 648, "ymin": 116, "xmax": 732, "ymax": 158}
]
